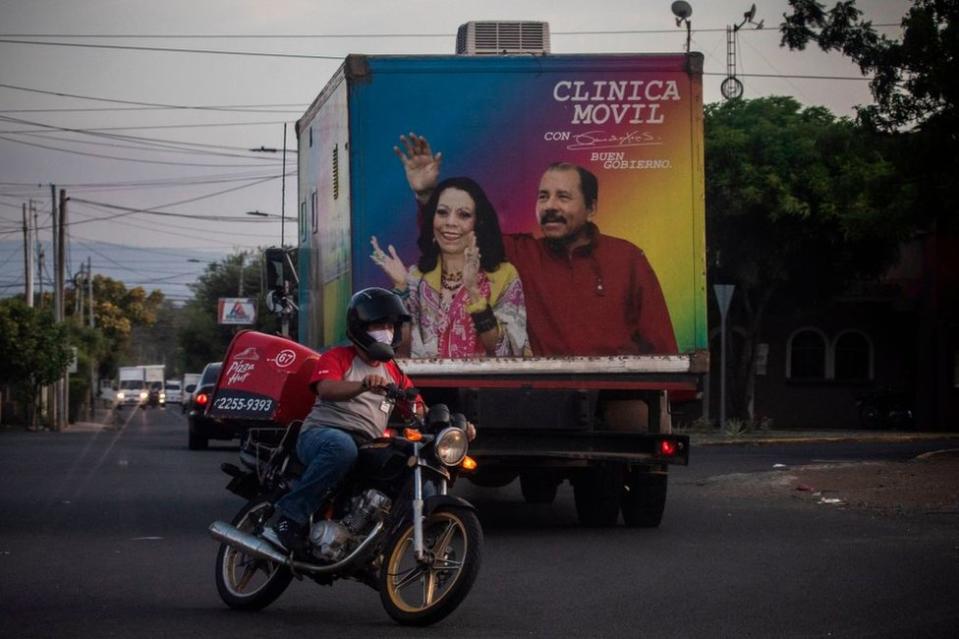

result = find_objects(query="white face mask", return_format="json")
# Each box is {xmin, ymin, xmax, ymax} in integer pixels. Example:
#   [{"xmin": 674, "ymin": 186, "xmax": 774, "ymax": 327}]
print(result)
[{"xmin": 367, "ymin": 328, "xmax": 394, "ymax": 345}]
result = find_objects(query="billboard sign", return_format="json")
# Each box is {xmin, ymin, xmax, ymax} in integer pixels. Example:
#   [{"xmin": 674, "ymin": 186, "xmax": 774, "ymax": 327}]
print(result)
[{"xmin": 218, "ymin": 298, "xmax": 257, "ymax": 325}]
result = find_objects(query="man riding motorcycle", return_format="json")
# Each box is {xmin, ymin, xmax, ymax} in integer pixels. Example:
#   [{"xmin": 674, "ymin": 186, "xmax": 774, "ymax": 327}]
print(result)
[{"xmin": 270, "ymin": 287, "xmax": 461, "ymax": 552}]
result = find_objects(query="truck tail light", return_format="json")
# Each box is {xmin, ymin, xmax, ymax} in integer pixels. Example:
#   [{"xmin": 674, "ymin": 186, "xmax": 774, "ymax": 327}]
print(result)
[
  {"xmin": 658, "ymin": 439, "xmax": 678, "ymax": 457},
  {"xmin": 195, "ymin": 393, "xmax": 209, "ymax": 406}
]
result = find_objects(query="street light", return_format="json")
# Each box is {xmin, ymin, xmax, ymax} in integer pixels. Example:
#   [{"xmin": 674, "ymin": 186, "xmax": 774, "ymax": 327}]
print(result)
[{"xmin": 245, "ymin": 210, "xmax": 295, "ymax": 220}]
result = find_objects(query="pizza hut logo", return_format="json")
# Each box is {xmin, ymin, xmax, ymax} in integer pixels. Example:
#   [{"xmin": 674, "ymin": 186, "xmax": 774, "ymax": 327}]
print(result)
[
  {"xmin": 233, "ymin": 347, "xmax": 260, "ymax": 360},
  {"xmin": 271, "ymin": 349, "xmax": 297, "ymax": 368}
]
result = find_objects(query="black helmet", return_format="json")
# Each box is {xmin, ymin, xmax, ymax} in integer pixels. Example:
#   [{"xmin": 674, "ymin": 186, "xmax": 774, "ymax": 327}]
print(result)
[{"xmin": 346, "ymin": 287, "xmax": 411, "ymax": 361}]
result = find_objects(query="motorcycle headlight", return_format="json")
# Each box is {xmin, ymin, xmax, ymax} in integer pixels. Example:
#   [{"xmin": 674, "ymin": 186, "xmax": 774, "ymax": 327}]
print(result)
[
  {"xmin": 139, "ymin": 391, "xmax": 148, "ymax": 399},
  {"xmin": 116, "ymin": 392, "xmax": 125, "ymax": 399},
  {"xmin": 159, "ymin": 392, "xmax": 166, "ymax": 400},
  {"xmin": 434, "ymin": 427, "xmax": 468, "ymax": 467}
]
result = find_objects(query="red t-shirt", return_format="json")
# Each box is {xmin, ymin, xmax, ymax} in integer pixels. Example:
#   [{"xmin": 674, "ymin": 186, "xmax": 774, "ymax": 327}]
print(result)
[
  {"xmin": 502, "ymin": 232, "xmax": 678, "ymax": 356},
  {"xmin": 304, "ymin": 346, "xmax": 419, "ymax": 440}
]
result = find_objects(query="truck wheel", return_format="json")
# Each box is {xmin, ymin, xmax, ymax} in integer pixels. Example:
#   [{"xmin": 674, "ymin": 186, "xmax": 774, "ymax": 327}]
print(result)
[
  {"xmin": 188, "ymin": 430, "xmax": 208, "ymax": 450},
  {"xmin": 621, "ymin": 470, "xmax": 668, "ymax": 528},
  {"xmin": 520, "ymin": 474, "xmax": 559, "ymax": 505},
  {"xmin": 573, "ymin": 464, "xmax": 623, "ymax": 527}
]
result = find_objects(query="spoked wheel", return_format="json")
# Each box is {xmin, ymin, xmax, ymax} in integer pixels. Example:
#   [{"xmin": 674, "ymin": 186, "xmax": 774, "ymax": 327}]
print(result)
[
  {"xmin": 379, "ymin": 507, "xmax": 482, "ymax": 626},
  {"xmin": 215, "ymin": 498, "xmax": 292, "ymax": 610}
]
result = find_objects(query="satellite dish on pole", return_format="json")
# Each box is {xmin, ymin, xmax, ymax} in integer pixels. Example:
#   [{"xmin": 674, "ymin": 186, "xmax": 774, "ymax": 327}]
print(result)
[
  {"xmin": 671, "ymin": 1, "xmax": 692, "ymax": 20},
  {"xmin": 671, "ymin": 1, "xmax": 693, "ymax": 52}
]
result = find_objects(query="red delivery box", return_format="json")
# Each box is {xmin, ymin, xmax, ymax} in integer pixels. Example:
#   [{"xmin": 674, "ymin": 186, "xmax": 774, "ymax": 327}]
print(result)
[{"xmin": 207, "ymin": 330, "xmax": 320, "ymax": 426}]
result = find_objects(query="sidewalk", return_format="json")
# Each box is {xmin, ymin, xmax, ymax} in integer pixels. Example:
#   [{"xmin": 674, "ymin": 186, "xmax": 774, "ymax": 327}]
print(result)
[
  {"xmin": 684, "ymin": 428, "xmax": 959, "ymax": 447},
  {"xmin": 2, "ymin": 407, "xmax": 125, "ymax": 433}
]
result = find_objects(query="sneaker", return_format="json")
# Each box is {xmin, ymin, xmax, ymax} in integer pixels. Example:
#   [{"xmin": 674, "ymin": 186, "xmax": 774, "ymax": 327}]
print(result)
[{"xmin": 268, "ymin": 516, "xmax": 306, "ymax": 553}]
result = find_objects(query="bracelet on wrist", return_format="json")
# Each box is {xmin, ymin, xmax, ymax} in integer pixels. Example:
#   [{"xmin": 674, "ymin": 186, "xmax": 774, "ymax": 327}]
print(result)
[{"xmin": 470, "ymin": 306, "xmax": 497, "ymax": 333}]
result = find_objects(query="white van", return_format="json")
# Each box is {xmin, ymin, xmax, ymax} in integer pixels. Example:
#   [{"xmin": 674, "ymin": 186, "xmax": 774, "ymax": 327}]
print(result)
[{"xmin": 165, "ymin": 379, "xmax": 183, "ymax": 404}]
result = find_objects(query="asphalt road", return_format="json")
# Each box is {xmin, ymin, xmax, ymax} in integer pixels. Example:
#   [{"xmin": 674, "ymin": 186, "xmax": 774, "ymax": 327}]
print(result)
[{"xmin": 1, "ymin": 408, "xmax": 956, "ymax": 638}]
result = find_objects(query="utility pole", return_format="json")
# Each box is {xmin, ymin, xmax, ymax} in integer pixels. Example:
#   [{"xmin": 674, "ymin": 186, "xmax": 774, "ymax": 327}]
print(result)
[
  {"xmin": 48, "ymin": 185, "xmax": 59, "ymax": 428},
  {"xmin": 33, "ymin": 203, "xmax": 42, "ymax": 305},
  {"xmin": 281, "ymin": 122, "xmax": 287, "ymax": 249},
  {"xmin": 88, "ymin": 257, "xmax": 96, "ymax": 419},
  {"xmin": 58, "ymin": 189, "xmax": 68, "ymax": 430},
  {"xmin": 23, "ymin": 203, "xmax": 34, "ymax": 307},
  {"xmin": 238, "ymin": 253, "xmax": 245, "ymax": 296}
]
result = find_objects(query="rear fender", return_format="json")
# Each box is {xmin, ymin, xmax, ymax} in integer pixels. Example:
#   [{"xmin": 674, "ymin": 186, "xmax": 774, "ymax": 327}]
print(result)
[{"xmin": 221, "ymin": 463, "xmax": 260, "ymax": 500}]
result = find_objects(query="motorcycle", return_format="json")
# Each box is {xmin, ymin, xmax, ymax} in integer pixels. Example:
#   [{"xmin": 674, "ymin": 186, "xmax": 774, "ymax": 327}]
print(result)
[{"xmin": 206, "ymin": 332, "xmax": 482, "ymax": 626}]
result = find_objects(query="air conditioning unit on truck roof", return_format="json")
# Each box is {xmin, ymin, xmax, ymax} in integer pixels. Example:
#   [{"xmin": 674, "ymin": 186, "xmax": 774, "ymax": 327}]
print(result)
[{"xmin": 456, "ymin": 21, "xmax": 550, "ymax": 55}]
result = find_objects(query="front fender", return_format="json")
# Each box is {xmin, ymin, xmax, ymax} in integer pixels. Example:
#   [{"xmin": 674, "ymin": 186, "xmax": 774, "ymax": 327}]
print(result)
[{"xmin": 423, "ymin": 494, "xmax": 476, "ymax": 517}]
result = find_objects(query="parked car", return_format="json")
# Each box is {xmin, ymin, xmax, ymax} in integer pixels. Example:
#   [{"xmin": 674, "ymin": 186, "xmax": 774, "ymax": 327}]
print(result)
[{"xmin": 188, "ymin": 362, "xmax": 242, "ymax": 450}]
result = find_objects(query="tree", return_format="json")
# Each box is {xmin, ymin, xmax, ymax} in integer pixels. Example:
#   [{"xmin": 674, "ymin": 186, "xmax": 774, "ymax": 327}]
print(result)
[
  {"xmin": 89, "ymin": 275, "xmax": 165, "ymax": 377},
  {"xmin": 781, "ymin": 0, "xmax": 959, "ymax": 229},
  {"xmin": 705, "ymin": 97, "xmax": 909, "ymax": 420},
  {"xmin": 0, "ymin": 299, "xmax": 73, "ymax": 429},
  {"xmin": 178, "ymin": 251, "xmax": 280, "ymax": 372}
]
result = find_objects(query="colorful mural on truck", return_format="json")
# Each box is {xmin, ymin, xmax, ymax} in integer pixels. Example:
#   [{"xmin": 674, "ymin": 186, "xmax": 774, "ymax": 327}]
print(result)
[{"xmin": 299, "ymin": 53, "xmax": 706, "ymax": 358}]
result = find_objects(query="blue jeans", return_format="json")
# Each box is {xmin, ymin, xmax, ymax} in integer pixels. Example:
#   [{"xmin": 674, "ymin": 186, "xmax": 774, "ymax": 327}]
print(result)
[{"xmin": 275, "ymin": 427, "xmax": 358, "ymax": 525}]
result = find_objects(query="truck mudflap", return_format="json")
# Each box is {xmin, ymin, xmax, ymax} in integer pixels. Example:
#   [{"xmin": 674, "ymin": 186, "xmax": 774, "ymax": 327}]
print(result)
[{"xmin": 470, "ymin": 430, "xmax": 689, "ymax": 466}]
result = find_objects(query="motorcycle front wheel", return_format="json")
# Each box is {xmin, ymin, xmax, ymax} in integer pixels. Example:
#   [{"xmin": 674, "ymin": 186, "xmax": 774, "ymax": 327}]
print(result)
[
  {"xmin": 215, "ymin": 497, "xmax": 292, "ymax": 611},
  {"xmin": 379, "ymin": 506, "xmax": 482, "ymax": 626}
]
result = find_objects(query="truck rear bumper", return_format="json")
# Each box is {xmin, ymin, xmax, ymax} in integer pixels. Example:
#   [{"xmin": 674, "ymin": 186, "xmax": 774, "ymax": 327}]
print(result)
[{"xmin": 470, "ymin": 430, "xmax": 689, "ymax": 466}]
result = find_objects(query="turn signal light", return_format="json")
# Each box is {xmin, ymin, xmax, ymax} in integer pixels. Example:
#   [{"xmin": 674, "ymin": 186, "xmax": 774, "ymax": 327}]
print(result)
[
  {"xmin": 195, "ymin": 393, "xmax": 209, "ymax": 406},
  {"xmin": 403, "ymin": 428, "xmax": 423, "ymax": 442},
  {"xmin": 460, "ymin": 456, "xmax": 478, "ymax": 471},
  {"xmin": 659, "ymin": 439, "xmax": 678, "ymax": 457}
]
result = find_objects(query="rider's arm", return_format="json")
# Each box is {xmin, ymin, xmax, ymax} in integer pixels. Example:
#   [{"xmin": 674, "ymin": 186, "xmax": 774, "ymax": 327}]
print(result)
[{"xmin": 314, "ymin": 375, "xmax": 388, "ymax": 401}]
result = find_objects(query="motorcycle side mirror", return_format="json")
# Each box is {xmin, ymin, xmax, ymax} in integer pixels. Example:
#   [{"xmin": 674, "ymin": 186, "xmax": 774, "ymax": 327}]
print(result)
[{"xmin": 427, "ymin": 404, "xmax": 450, "ymax": 426}]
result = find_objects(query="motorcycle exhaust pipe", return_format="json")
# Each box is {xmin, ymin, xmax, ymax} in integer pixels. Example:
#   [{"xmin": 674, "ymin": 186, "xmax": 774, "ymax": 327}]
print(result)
[
  {"xmin": 209, "ymin": 520, "xmax": 289, "ymax": 565},
  {"xmin": 209, "ymin": 519, "xmax": 385, "ymax": 574}
]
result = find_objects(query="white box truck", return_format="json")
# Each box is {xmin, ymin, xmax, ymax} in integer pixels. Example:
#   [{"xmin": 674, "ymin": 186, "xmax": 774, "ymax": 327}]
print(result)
[{"xmin": 115, "ymin": 366, "xmax": 146, "ymax": 409}]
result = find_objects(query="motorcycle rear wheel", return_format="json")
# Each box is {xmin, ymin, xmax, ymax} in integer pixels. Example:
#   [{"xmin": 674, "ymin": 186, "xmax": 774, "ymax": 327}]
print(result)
[
  {"xmin": 215, "ymin": 498, "xmax": 292, "ymax": 611},
  {"xmin": 379, "ymin": 506, "xmax": 482, "ymax": 626}
]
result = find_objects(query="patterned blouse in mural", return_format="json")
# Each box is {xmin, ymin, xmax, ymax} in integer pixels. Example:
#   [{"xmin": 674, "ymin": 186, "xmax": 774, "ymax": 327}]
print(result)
[{"xmin": 403, "ymin": 262, "xmax": 531, "ymax": 358}]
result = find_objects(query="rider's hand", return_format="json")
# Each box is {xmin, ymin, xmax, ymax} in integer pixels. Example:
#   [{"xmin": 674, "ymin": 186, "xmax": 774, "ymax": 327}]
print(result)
[
  {"xmin": 360, "ymin": 374, "xmax": 390, "ymax": 394},
  {"xmin": 393, "ymin": 132, "xmax": 441, "ymax": 203},
  {"xmin": 370, "ymin": 236, "xmax": 408, "ymax": 289},
  {"xmin": 465, "ymin": 421, "xmax": 477, "ymax": 441}
]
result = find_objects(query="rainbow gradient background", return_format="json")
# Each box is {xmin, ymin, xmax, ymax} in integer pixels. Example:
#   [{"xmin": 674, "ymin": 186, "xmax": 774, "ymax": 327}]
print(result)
[{"xmin": 334, "ymin": 53, "xmax": 706, "ymax": 353}]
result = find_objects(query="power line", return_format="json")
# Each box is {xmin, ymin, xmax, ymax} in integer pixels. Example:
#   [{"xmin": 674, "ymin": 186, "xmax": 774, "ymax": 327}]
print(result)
[
  {"xmin": 70, "ymin": 198, "xmax": 283, "ymax": 224},
  {"xmin": 702, "ymin": 71, "xmax": 871, "ymax": 81},
  {"xmin": 0, "ymin": 82, "xmax": 306, "ymax": 114},
  {"xmin": 0, "ymin": 170, "xmax": 281, "ymax": 190},
  {"xmin": 0, "ymin": 135, "xmax": 283, "ymax": 167},
  {"xmin": 0, "ymin": 25, "xmax": 903, "ymax": 38},
  {"xmin": 12, "ymin": 130, "xmax": 289, "ymax": 162},
  {"xmin": 0, "ymin": 38, "xmax": 343, "ymax": 60},
  {"xmin": 0, "ymin": 119, "xmax": 290, "ymax": 134}
]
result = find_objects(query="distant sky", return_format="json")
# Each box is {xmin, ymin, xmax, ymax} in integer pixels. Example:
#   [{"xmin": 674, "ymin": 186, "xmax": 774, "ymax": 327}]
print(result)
[{"xmin": 0, "ymin": 0, "xmax": 911, "ymax": 299}]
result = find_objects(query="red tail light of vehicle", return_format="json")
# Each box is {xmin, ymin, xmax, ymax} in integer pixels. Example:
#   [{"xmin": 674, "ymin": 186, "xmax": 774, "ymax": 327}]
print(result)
[
  {"xmin": 658, "ymin": 439, "xmax": 678, "ymax": 457},
  {"xmin": 195, "ymin": 392, "xmax": 209, "ymax": 407}
]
